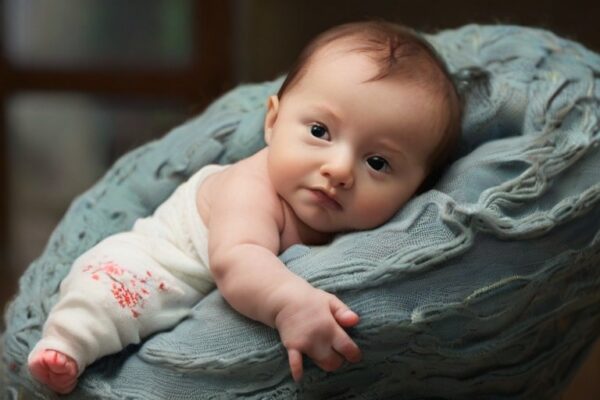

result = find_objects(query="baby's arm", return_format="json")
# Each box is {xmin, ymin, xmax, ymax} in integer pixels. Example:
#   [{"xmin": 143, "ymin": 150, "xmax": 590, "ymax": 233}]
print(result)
[{"xmin": 207, "ymin": 168, "xmax": 361, "ymax": 381}]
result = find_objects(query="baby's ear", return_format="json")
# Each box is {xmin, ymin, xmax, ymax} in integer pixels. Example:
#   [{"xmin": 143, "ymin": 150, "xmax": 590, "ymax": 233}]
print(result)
[{"xmin": 264, "ymin": 95, "xmax": 280, "ymax": 144}]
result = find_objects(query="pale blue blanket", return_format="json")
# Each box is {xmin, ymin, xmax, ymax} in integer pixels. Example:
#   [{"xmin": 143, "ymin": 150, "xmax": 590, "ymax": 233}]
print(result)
[{"xmin": 2, "ymin": 24, "xmax": 600, "ymax": 399}]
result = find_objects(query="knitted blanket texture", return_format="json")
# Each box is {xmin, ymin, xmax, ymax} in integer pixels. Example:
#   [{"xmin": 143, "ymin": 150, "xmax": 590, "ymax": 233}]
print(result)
[{"xmin": 2, "ymin": 24, "xmax": 600, "ymax": 399}]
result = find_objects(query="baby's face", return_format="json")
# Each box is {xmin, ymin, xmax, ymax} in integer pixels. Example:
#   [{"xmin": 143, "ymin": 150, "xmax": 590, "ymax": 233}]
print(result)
[{"xmin": 265, "ymin": 42, "xmax": 446, "ymax": 233}]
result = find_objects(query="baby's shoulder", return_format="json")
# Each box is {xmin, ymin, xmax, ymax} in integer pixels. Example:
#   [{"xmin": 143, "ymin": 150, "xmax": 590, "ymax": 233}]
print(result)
[
  {"xmin": 223, "ymin": 150, "xmax": 273, "ymax": 191},
  {"xmin": 212, "ymin": 149, "xmax": 283, "ymax": 220}
]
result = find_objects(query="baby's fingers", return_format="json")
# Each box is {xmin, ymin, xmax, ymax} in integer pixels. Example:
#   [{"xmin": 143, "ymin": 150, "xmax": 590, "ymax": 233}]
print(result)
[
  {"xmin": 287, "ymin": 348, "xmax": 303, "ymax": 382},
  {"xmin": 313, "ymin": 352, "xmax": 345, "ymax": 372},
  {"xmin": 332, "ymin": 328, "xmax": 362, "ymax": 363},
  {"xmin": 329, "ymin": 297, "xmax": 359, "ymax": 328}
]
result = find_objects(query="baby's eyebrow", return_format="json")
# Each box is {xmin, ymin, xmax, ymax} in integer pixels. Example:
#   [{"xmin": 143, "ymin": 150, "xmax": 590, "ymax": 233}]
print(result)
[
  {"xmin": 310, "ymin": 104, "xmax": 341, "ymax": 124},
  {"xmin": 376, "ymin": 137, "xmax": 408, "ymax": 161}
]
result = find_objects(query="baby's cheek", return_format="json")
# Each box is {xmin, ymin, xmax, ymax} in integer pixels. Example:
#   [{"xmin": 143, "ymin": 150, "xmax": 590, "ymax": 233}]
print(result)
[
  {"xmin": 354, "ymin": 196, "xmax": 401, "ymax": 228},
  {"xmin": 272, "ymin": 151, "xmax": 305, "ymax": 179}
]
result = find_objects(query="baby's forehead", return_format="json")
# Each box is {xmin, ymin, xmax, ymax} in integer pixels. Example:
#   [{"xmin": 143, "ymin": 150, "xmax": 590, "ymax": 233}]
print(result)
[
  {"xmin": 298, "ymin": 41, "xmax": 386, "ymax": 89},
  {"xmin": 307, "ymin": 36, "xmax": 441, "ymax": 88}
]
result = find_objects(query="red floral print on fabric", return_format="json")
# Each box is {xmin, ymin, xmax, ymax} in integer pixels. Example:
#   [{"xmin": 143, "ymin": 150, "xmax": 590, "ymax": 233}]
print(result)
[{"xmin": 83, "ymin": 261, "xmax": 168, "ymax": 318}]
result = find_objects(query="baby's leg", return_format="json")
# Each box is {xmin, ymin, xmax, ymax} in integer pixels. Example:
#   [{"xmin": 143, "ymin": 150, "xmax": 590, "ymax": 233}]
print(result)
[{"xmin": 28, "ymin": 231, "xmax": 206, "ymax": 393}]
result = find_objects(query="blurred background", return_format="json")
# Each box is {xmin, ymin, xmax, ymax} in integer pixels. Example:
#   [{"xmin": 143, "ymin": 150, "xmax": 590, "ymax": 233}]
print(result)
[{"xmin": 0, "ymin": 0, "xmax": 598, "ymax": 397}]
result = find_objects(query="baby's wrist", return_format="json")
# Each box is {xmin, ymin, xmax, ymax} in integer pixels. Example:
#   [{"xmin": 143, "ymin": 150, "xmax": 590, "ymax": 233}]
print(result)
[
  {"xmin": 267, "ymin": 288, "xmax": 297, "ymax": 328},
  {"xmin": 270, "ymin": 281, "xmax": 315, "ymax": 329}
]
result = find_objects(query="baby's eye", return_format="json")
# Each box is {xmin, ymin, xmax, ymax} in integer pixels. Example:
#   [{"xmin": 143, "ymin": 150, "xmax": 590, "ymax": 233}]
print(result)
[
  {"xmin": 367, "ymin": 156, "xmax": 389, "ymax": 172},
  {"xmin": 310, "ymin": 124, "xmax": 330, "ymax": 140}
]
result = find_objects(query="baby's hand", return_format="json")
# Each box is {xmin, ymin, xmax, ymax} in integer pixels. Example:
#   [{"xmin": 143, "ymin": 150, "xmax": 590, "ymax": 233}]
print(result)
[{"xmin": 274, "ymin": 286, "xmax": 362, "ymax": 382}]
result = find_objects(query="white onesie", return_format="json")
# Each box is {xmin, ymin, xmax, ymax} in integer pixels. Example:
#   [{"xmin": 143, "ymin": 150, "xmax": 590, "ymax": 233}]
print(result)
[{"xmin": 29, "ymin": 163, "xmax": 229, "ymax": 375}]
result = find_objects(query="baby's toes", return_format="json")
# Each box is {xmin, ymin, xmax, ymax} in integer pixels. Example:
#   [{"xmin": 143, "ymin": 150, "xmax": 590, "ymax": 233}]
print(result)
[
  {"xmin": 43, "ymin": 350, "xmax": 78, "ymax": 375},
  {"xmin": 50, "ymin": 375, "xmax": 78, "ymax": 395},
  {"xmin": 28, "ymin": 354, "xmax": 51, "ymax": 383},
  {"xmin": 33, "ymin": 350, "xmax": 78, "ymax": 394}
]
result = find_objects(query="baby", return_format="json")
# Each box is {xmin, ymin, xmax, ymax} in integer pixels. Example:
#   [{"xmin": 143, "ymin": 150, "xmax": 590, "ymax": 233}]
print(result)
[{"xmin": 28, "ymin": 20, "xmax": 461, "ymax": 394}]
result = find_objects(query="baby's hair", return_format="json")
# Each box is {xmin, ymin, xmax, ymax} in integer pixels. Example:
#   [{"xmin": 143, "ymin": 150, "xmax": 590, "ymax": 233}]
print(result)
[{"xmin": 277, "ymin": 20, "xmax": 462, "ymax": 190}]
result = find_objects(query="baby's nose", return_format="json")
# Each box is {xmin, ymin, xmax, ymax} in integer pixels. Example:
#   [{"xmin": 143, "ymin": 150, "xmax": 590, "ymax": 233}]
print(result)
[{"xmin": 320, "ymin": 158, "xmax": 354, "ymax": 189}]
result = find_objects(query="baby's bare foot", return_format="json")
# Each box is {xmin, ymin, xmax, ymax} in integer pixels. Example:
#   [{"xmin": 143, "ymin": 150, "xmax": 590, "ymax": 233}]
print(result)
[{"xmin": 28, "ymin": 349, "xmax": 78, "ymax": 394}]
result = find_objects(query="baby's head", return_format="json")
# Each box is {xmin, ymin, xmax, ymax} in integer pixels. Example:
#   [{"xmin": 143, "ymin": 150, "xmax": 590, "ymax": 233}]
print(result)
[{"xmin": 264, "ymin": 20, "xmax": 462, "ymax": 233}]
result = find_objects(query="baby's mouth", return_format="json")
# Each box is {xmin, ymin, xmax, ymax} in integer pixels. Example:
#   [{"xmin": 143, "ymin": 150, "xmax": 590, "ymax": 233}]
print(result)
[{"xmin": 309, "ymin": 188, "xmax": 343, "ymax": 211}]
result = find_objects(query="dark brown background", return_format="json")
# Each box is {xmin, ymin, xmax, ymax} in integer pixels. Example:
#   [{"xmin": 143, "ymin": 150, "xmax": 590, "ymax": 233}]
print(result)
[{"xmin": 1, "ymin": 1, "xmax": 598, "ymax": 397}]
